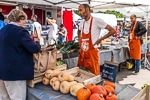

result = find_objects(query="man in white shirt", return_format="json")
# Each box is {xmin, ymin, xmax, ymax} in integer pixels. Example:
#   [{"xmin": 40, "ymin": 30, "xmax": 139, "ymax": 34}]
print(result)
[
  {"xmin": 47, "ymin": 17, "xmax": 58, "ymax": 45},
  {"xmin": 77, "ymin": 4, "xmax": 116, "ymax": 75}
]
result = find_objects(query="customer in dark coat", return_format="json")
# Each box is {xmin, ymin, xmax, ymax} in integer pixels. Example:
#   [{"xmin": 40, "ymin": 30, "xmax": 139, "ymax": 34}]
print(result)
[{"xmin": 0, "ymin": 9, "xmax": 41, "ymax": 100}]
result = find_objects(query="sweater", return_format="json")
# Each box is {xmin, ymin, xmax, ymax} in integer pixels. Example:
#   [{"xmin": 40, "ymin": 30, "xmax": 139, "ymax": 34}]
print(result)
[{"xmin": 0, "ymin": 24, "xmax": 41, "ymax": 80}]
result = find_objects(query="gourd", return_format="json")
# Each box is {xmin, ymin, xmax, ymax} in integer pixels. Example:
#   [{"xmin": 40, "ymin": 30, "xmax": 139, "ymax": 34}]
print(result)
[
  {"xmin": 91, "ymin": 85, "xmax": 107, "ymax": 97},
  {"xmin": 89, "ymin": 93, "xmax": 105, "ymax": 100},
  {"xmin": 105, "ymin": 93, "xmax": 118, "ymax": 100},
  {"xmin": 104, "ymin": 81, "xmax": 115, "ymax": 89},
  {"xmin": 70, "ymin": 83, "xmax": 84, "ymax": 96},
  {"xmin": 52, "ymin": 80, "xmax": 61, "ymax": 91},
  {"xmin": 60, "ymin": 81, "xmax": 77, "ymax": 94},
  {"xmin": 42, "ymin": 77, "xmax": 50, "ymax": 85},
  {"xmin": 77, "ymin": 87, "xmax": 91, "ymax": 100},
  {"xmin": 58, "ymin": 71, "xmax": 74, "ymax": 82},
  {"xmin": 45, "ymin": 69, "xmax": 60, "ymax": 79},
  {"xmin": 86, "ymin": 83, "xmax": 96, "ymax": 92},
  {"xmin": 50, "ymin": 77, "xmax": 59, "ymax": 86},
  {"xmin": 104, "ymin": 85, "xmax": 115, "ymax": 94}
]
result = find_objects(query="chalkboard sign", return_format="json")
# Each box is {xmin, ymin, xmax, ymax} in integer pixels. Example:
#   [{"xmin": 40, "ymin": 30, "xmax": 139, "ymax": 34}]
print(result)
[{"xmin": 101, "ymin": 61, "xmax": 119, "ymax": 82}]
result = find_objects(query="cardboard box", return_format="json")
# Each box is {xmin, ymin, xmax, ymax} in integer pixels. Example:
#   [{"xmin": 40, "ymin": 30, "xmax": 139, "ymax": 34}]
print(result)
[
  {"xmin": 28, "ymin": 64, "xmax": 67, "ymax": 87},
  {"xmin": 131, "ymin": 85, "xmax": 150, "ymax": 100},
  {"xmin": 66, "ymin": 67, "xmax": 101, "ymax": 85}
]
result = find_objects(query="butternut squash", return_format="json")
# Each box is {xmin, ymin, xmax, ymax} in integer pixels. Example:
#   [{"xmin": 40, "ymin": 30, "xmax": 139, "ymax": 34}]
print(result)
[
  {"xmin": 70, "ymin": 83, "xmax": 84, "ymax": 96},
  {"xmin": 58, "ymin": 71, "xmax": 74, "ymax": 82},
  {"xmin": 60, "ymin": 81, "xmax": 77, "ymax": 94},
  {"xmin": 52, "ymin": 80, "xmax": 61, "ymax": 91},
  {"xmin": 45, "ymin": 69, "xmax": 60, "ymax": 79},
  {"xmin": 42, "ymin": 77, "xmax": 50, "ymax": 85},
  {"xmin": 50, "ymin": 77, "xmax": 59, "ymax": 86}
]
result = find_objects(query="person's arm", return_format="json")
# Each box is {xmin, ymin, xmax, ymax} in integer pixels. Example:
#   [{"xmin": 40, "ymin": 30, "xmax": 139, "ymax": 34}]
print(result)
[
  {"xmin": 20, "ymin": 29, "xmax": 41, "ymax": 53},
  {"xmin": 59, "ymin": 29, "xmax": 67, "ymax": 37},
  {"xmin": 94, "ymin": 24, "xmax": 116, "ymax": 45},
  {"xmin": 78, "ymin": 29, "xmax": 81, "ymax": 40},
  {"xmin": 136, "ymin": 21, "xmax": 147, "ymax": 36},
  {"xmin": 77, "ymin": 21, "xmax": 82, "ymax": 40}
]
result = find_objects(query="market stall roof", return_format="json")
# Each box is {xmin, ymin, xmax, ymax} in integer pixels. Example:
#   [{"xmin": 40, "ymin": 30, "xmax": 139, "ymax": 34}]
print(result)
[{"xmin": 0, "ymin": 0, "xmax": 150, "ymax": 9}]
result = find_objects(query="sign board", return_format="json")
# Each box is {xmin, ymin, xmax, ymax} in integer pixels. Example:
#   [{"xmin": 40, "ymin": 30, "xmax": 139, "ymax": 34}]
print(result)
[{"xmin": 101, "ymin": 61, "xmax": 119, "ymax": 82}]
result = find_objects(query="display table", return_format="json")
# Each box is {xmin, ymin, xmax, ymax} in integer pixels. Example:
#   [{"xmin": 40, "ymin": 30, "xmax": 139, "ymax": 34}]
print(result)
[
  {"xmin": 27, "ymin": 82, "xmax": 140, "ymax": 100},
  {"xmin": 63, "ymin": 50, "xmax": 112, "ymax": 69},
  {"xmin": 27, "ymin": 83, "xmax": 76, "ymax": 100},
  {"xmin": 63, "ymin": 47, "xmax": 129, "ymax": 69},
  {"xmin": 112, "ymin": 46, "xmax": 129, "ymax": 63}
]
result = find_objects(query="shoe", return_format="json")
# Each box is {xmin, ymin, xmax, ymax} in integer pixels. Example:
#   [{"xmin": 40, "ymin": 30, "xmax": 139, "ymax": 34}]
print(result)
[{"xmin": 132, "ymin": 71, "xmax": 139, "ymax": 75}]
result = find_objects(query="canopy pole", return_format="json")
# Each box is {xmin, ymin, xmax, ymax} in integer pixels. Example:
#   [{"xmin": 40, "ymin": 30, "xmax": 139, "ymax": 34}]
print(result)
[{"xmin": 144, "ymin": 6, "xmax": 149, "ymax": 67}]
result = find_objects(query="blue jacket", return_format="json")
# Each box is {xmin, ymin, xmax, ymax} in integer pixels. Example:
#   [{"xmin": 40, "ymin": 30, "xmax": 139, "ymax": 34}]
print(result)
[{"xmin": 0, "ymin": 24, "xmax": 41, "ymax": 80}]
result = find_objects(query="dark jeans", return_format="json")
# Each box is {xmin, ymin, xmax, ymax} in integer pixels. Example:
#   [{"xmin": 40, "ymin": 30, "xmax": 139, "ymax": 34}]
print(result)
[{"xmin": 133, "ymin": 60, "xmax": 141, "ymax": 72}]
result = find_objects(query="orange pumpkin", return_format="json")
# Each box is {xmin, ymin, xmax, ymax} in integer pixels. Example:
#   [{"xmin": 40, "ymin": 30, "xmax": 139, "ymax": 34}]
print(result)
[
  {"xmin": 91, "ymin": 85, "xmax": 107, "ymax": 97},
  {"xmin": 104, "ymin": 81, "xmax": 115, "ymax": 89},
  {"xmin": 77, "ymin": 87, "xmax": 91, "ymax": 100},
  {"xmin": 86, "ymin": 83, "xmax": 96, "ymax": 92},
  {"xmin": 105, "ymin": 93, "xmax": 118, "ymax": 100},
  {"xmin": 104, "ymin": 85, "xmax": 115, "ymax": 94},
  {"xmin": 89, "ymin": 93, "xmax": 105, "ymax": 100}
]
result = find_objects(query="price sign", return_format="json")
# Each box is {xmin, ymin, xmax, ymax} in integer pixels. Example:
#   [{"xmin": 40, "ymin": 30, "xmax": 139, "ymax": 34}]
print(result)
[{"xmin": 101, "ymin": 61, "xmax": 119, "ymax": 82}]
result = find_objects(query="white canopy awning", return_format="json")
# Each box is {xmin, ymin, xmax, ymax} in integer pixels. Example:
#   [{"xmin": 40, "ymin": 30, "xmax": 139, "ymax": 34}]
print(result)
[
  {"xmin": 1, "ymin": 0, "xmax": 150, "ymax": 9},
  {"xmin": 1, "ymin": 0, "xmax": 150, "ymax": 19}
]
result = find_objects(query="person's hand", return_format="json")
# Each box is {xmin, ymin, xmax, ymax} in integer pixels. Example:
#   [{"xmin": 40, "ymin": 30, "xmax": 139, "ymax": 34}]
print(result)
[
  {"xmin": 94, "ymin": 38, "xmax": 103, "ymax": 45},
  {"xmin": 58, "ymin": 32, "xmax": 63, "ymax": 35},
  {"xmin": 34, "ymin": 38, "xmax": 40, "ymax": 42}
]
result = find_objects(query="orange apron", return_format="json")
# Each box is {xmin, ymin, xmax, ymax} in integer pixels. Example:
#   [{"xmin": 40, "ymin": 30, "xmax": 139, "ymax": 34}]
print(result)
[
  {"xmin": 129, "ymin": 21, "xmax": 141, "ymax": 60},
  {"xmin": 77, "ymin": 17, "xmax": 100, "ymax": 75}
]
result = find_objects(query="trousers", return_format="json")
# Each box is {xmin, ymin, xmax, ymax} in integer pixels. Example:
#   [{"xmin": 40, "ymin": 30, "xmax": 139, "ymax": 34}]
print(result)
[{"xmin": 0, "ymin": 80, "xmax": 26, "ymax": 100}]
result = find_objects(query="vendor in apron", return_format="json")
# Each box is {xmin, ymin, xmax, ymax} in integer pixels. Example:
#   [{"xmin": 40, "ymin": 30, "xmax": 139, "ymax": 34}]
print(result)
[
  {"xmin": 129, "ymin": 14, "xmax": 147, "ymax": 74},
  {"xmin": 77, "ymin": 4, "xmax": 116, "ymax": 75}
]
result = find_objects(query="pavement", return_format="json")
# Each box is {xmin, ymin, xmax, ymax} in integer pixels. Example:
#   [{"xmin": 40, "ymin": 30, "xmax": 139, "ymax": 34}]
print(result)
[{"xmin": 116, "ymin": 68, "xmax": 150, "ymax": 89}]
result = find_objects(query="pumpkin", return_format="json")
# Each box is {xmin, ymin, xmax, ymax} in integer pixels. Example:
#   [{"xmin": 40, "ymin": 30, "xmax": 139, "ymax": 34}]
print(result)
[
  {"xmin": 50, "ymin": 77, "xmax": 59, "ymax": 86},
  {"xmin": 77, "ymin": 87, "xmax": 91, "ymax": 100},
  {"xmin": 60, "ymin": 81, "xmax": 77, "ymax": 94},
  {"xmin": 91, "ymin": 85, "xmax": 107, "ymax": 97},
  {"xmin": 42, "ymin": 77, "xmax": 50, "ymax": 85},
  {"xmin": 89, "ymin": 93, "xmax": 105, "ymax": 100},
  {"xmin": 52, "ymin": 80, "xmax": 60, "ymax": 91},
  {"xmin": 104, "ymin": 85, "xmax": 115, "ymax": 94},
  {"xmin": 70, "ymin": 83, "xmax": 84, "ymax": 96},
  {"xmin": 86, "ymin": 83, "xmax": 96, "ymax": 92},
  {"xmin": 104, "ymin": 81, "xmax": 115, "ymax": 89},
  {"xmin": 105, "ymin": 93, "xmax": 118, "ymax": 100},
  {"xmin": 45, "ymin": 69, "xmax": 60, "ymax": 79},
  {"xmin": 58, "ymin": 71, "xmax": 74, "ymax": 82}
]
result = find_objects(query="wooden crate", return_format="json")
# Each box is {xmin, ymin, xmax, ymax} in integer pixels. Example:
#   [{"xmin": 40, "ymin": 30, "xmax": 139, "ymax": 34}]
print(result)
[
  {"xmin": 28, "ymin": 64, "xmax": 67, "ymax": 87},
  {"xmin": 132, "ymin": 85, "xmax": 150, "ymax": 100},
  {"xmin": 66, "ymin": 67, "xmax": 101, "ymax": 85},
  {"xmin": 57, "ymin": 52, "xmax": 63, "ymax": 60},
  {"xmin": 50, "ymin": 64, "xmax": 67, "ymax": 71}
]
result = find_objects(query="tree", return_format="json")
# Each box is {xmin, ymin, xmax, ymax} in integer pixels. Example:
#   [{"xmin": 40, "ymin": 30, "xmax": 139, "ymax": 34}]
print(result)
[
  {"xmin": 73, "ymin": 10, "xmax": 93, "ymax": 15},
  {"xmin": 97, "ymin": 10, "xmax": 124, "ymax": 18}
]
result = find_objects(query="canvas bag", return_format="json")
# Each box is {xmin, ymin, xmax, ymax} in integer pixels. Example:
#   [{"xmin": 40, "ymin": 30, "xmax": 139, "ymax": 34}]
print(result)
[{"xmin": 34, "ymin": 45, "xmax": 57, "ymax": 73}]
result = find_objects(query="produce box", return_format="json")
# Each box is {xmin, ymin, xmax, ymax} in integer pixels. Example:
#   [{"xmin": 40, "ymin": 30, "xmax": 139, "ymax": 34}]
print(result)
[
  {"xmin": 63, "ymin": 51, "xmax": 79, "ymax": 59},
  {"xmin": 57, "ymin": 52, "xmax": 63, "ymax": 60},
  {"xmin": 131, "ymin": 85, "xmax": 150, "ymax": 100},
  {"xmin": 51, "ymin": 64, "xmax": 67, "ymax": 71},
  {"xmin": 66, "ymin": 67, "xmax": 101, "ymax": 85},
  {"xmin": 27, "ymin": 64, "xmax": 67, "ymax": 87}
]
